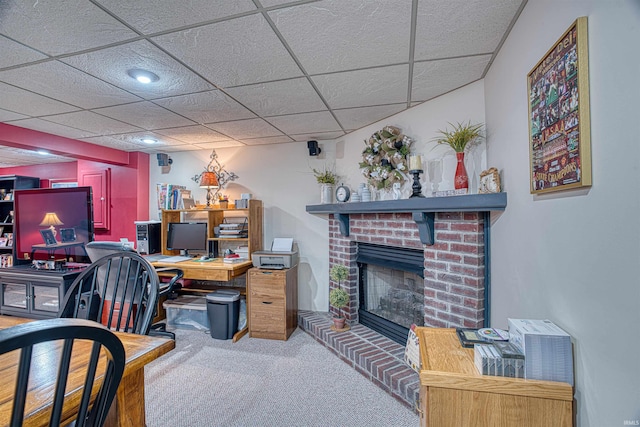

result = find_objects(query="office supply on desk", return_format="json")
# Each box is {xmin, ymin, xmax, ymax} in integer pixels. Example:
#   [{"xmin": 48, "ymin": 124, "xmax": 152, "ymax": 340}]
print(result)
[
  {"xmin": 0, "ymin": 318, "xmax": 125, "ymax": 427},
  {"xmin": 0, "ymin": 315, "xmax": 174, "ymax": 427}
]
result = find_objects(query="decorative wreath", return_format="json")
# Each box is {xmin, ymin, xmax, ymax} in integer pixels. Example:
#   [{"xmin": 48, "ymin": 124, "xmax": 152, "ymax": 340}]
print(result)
[{"xmin": 359, "ymin": 126, "xmax": 413, "ymax": 189}]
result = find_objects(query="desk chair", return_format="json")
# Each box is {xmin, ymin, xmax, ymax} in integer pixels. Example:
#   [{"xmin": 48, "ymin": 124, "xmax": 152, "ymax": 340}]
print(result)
[
  {"xmin": 59, "ymin": 251, "xmax": 160, "ymax": 335},
  {"xmin": 0, "ymin": 318, "xmax": 125, "ymax": 427},
  {"xmin": 83, "ymin": 241, "xmax": 184, "ymax": 338}
]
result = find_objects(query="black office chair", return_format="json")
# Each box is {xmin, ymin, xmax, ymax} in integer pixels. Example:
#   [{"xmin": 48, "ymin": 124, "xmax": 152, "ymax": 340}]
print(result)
[
  {"xmin": 59, "ymin": 251, "xmax": 160, "ymax": 335},
  {"xmin": 0, "ymin": 318, "xmax": 125, "ymax": 427},
  {"xmin": 82, "ymin": 241, "xmax": 184, "ymax": 338}
]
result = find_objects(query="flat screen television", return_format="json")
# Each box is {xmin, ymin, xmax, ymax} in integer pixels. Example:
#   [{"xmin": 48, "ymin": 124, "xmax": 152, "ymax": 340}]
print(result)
[
  {"xmin": 166, "ymin": 222, "xmax": 207, "ymax": 257},
  {"xmin": 13, "ymin": 187, "xmax": 94, "ymax": 265}
]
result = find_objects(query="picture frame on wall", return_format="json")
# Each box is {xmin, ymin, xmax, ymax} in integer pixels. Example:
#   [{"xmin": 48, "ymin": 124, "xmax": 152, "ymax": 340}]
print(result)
[{"xmin": 527, "ymin": 17, "xmax": 591, "ymax": 194}]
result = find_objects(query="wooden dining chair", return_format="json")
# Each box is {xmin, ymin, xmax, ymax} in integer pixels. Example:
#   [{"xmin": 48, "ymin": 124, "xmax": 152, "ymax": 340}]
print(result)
[
  {"xmin": 58, "ymin": 251, "xmax": 160, "ymax": 335},
  {"xmin": 0, "ymin": 318, "xmax": 125, "ymax": 427}
]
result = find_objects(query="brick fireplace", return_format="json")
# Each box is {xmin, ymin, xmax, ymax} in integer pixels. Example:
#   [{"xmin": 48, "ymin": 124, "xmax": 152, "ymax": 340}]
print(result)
[{"xmin": 302, "ymin": 194, "xmax": 507, "ymax": 409}]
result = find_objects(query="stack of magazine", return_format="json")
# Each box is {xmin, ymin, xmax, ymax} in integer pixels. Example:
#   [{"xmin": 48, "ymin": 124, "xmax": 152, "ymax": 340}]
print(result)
[{"xmin": 216, "ymin": 218, "xmax": 248, "ymax": 238}]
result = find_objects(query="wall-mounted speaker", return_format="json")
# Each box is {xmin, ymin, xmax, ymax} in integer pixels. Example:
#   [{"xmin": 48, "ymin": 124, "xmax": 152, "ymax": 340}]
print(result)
[
  {"xmin": 307, "ymin": 140, "xmax": 321, "ymax": 156},
  {"xmin": 157, "ymin": 153, "xmax": 173, "ymax": 166}
]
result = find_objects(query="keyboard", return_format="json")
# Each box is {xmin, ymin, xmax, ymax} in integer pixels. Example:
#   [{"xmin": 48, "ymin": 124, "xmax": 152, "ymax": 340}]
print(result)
[{"xmin": 158, "ymin": 255, "xmax": 193, "ymax": 263}]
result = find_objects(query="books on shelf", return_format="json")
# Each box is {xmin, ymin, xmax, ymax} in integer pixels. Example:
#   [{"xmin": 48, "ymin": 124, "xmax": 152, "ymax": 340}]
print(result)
[{"xmin": 156, "ymin": 183, "xmax": 191, "ymax": 210}]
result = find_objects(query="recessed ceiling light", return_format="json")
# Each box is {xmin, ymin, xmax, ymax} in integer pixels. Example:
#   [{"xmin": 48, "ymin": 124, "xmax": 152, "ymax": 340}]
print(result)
[
  {"xmin": 37, "ymin": 150, "xmax": 49, "ymax": 155},
  {"xmin": 142, "ymin": 138, "xmax": 157, "ymax": 144},
  {"xmin": 127, "ymin": 69, "xmax": 160, "ymax": 84}
]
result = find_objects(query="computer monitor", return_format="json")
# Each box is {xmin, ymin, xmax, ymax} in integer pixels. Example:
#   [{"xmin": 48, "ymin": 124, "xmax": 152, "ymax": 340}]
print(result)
[{"xmin": 166, "ymin": 222, "xmax": 207, "ymax": 257}]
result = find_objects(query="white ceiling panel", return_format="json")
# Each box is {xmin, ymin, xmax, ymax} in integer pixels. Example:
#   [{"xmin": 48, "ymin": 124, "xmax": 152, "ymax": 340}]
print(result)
[
  {"xmin": 411, "ymin": 55, "xmax": 492, "ymax": 102},
  {"xmin": 42, "ymin": 111, "xmax": 143, "ymax": 135},
  {"xmin": 0, "ymin": 35, "xmax": 48, "ymax": 68},
  {"xmin": 414, "ymin": 0, "xmax": 523, "ymax": 60},
  {"xmin": 266, "ymin": 111, "xmax": 341, "ymax": 135},
  {"xmin": 0, "ymin": 0, "xmax": 138, "ymax": 56},
  {"xmin": 154, "ymin": 91, "xmax": 256, "ymax": 124},
  {"xmin": 152, "ymin": 14, "xmax": 303, "ymax": 88},
  {"xmin": 0, "ymin": 146, "xmax": 72, "ymax": 166},
  {"xmin": 333, "ymin": 104, "xmax": 407, "ymax": 131},
  {"xmin": 226, "ymin": 78, "xmax": 327, "ymax": 117},
  {"xmin": 270, "ymin": 0, "xmax": 412, "ymax": 74},
  {"xmin": 207, "ymin": 118, "xmax": 284, "ymax": 140},
  {"xmin": 96, "ymin": 0, "xmax": 257, "ymax": 34},
  {"xmin": 61, "ymin": 40, "xmax": 215, "ymax": 99},
  {"xmin": 154, "ymin": 125, "xmax": 233, "ymax": 144},
  {"xmin": 0, "ymin": 62, "xmax": 141, "ymax": 109},
  {"xmin": 93, "ymin": 102, "xmax": 195, "ymax": 130},
  {"xmin": 0, "ymin": 0, "xmax": 526, "ymax": 166},
  {"xmin": 312, "ymin": 65, "xmax": 409, "ymax": 109}
]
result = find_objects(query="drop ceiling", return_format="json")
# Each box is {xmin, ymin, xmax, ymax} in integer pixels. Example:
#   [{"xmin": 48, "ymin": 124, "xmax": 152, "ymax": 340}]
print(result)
[{"xmin": 0, "ymin": 0, "xmax": 526, "ymax": 167}]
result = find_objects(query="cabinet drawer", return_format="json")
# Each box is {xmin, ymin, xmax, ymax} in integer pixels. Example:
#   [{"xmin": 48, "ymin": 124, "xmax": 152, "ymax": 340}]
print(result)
[{"xmin": 248, "ymin": 270, "xmax": 287, "ymax": 288}]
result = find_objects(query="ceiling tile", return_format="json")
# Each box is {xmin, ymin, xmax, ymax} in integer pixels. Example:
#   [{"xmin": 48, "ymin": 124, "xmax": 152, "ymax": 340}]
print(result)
[
  {"xmin": 415, "ymin": 0, "xmax": 523, "ymax": 60},
  {"xmin": 7, "ymin": 118, "xmax": 97, "ymax": 139},
  {"xmin": 88, "ymin": 131, "xmax": 189, "ymax": 150},
  {"xmin": 152, "ymin": 14, "xmax": 303, "ymax": 87},
  {"xmin": 0, "ymin": 61, "xmax": 141, "ymax": 109},
  {"xmin": 312, "ymin": 65, "xmax": 409, "ymax": 109},
  {"xmin": 0, "ymin": 82, "xmax": 79, "ymax": 116},
  {"xmin": 289, "ymin": 131, "xmax": 346, "ymax": 142},
  {"xmin": 334, "ymin": 104, "xmax": 407, "ymax": 131},
  {"xmin": 0, "ymin": 0, "xmax": 137, "ymax": 56},
  {"xmin": 265, "ymin": 111, "xmax": 341, "ymax": 135},
  {"xmin": 42, "ymin": 111, "xmax": 142, "ymax": 135},
  {"xmin": 239, "ymin": 135, "xmax": 295, "ymax": 146},
  {"xmin": 78, "ymin": 136, "xmax": 144, "ymax": 152},
  {"xmin": 411, "ymin": 55, "xmax": 491, "ymax": 102},
  {"xmin": 61, "ymin": 40, "xmax": 215, "ymax": 99},
  {"xmin": 154, "ymin": 91, "xmax": 255, "ymax": 123},
  {"xmin": 226, "ymin": 78, "xmax": 326, "ymax": 116},
  {"xmin": 0, "ymin": 146, "xmax": 72, "ymax": 166},
  {"xmin": 95, "ymin": 0, "xmax": 257, "ymax": 34},
  {"xmin": 193, "ymin": 141, "xmax": 247, "ymax": 150},
  {"xmin": 0, "ymin": 35, "xmax": 48, "ymax": 68},
  {"xmin": 154, "ymin": 125, "xmax": 233, "ymax": 144},
  {"xmin": 0, "ymin": 108, "xmax": 28, "ymax": 122},
  {"xmin": 207, "ymin": 118, "xmax": 283, "ymax": 140},
  {"xmin": 93, "ymin": 102, "xmax": 195, "ymax": 130},
  {"xmin": 269, "ymin": 0, "xmax": 412, "ymax": 74}
]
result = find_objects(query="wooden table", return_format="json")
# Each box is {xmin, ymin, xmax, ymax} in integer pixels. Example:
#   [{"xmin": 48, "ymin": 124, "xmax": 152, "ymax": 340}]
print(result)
[
  {"xmin": 31, "ymin": 241, "xmax": 87, "ymax": 261},
  {"xmin": 0, "ymin": 316, "xmax": 175, "ymax": 427},
  {"xmin": 417, "ymin": 327, "xmax": 573, "ymax": 427},
  {"xmin": 152, "ymin": 258, "xmax": 253, "ymax": 342}
]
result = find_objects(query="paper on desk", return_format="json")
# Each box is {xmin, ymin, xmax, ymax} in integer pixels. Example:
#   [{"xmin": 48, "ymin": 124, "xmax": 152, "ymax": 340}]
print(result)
[{"xmin": 271, "ymin": 238, "xmax": 293, "ymax": 252}]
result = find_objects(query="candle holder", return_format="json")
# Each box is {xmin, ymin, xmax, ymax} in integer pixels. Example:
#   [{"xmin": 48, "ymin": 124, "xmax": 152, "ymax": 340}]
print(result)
[{"xmin": 409, "ymin": 169, "xmax": 425, "ymax": 198}]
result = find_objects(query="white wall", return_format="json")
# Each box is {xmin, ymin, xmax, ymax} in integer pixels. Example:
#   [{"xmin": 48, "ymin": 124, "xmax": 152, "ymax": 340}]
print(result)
[{"xmin": 485, "ymin": 1, "xmax": 640, "ymax": 425}]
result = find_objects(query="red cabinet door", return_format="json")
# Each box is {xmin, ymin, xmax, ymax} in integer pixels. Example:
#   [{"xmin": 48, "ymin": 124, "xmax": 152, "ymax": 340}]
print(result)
[{"xmin": 81, "ymin": 169, "xmax": 110, "ymax": 230}]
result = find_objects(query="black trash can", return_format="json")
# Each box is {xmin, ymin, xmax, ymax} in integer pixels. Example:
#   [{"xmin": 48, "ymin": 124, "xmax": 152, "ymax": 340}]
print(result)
[{"xmin": 206, "ymin": 290, "xmax": 240, "ymax": 340}]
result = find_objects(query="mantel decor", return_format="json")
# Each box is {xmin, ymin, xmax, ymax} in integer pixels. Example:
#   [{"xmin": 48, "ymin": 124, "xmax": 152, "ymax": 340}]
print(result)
[
  {"xmin": 360, "ymin": 126, "xmax": 413, "ymax": 190},
  {"xmin": 528, "ymin": 16, "xmax": 591, "ymax": 194}
]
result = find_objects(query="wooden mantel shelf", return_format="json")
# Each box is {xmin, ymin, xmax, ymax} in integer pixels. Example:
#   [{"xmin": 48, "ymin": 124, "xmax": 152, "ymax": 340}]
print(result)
[{"xmin": 306, "ymin": 192, "xmax": 507, "ymax": 245}]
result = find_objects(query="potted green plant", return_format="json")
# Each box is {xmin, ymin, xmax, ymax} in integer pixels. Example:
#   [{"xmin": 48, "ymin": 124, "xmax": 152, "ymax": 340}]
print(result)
[
  {"xmin": 329, "ymin": 264, "xmax": 350, "ymax": 330},
  {"xmin": 433, "ymin": 121, "xmax": 484, "ymax": 191},
  {"xmin": 312, "ymin": 165, "xmax": 339, "ymax": 203}
]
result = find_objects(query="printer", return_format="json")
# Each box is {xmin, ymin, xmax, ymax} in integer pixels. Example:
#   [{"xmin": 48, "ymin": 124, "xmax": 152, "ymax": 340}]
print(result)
[{"xmin": 252, "ymin": 238, "xmax": 299, "ymax": 270}]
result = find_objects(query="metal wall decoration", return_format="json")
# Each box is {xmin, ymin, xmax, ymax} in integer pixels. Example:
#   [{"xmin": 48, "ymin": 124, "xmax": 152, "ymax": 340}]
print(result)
[
  {"xmin": 527, "ymin": 17, "xmax": 591, "ymax": 194},
  {"xmin": 191, "ymin": 149, "xmax": 238, "ymax": 201}
]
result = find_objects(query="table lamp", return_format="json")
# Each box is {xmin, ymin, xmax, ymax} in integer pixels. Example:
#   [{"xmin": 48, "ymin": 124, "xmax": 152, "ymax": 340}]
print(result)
[
  {"xmin": 40, "ymin": 212, "xmax": 64, "ymax": 237},
  {"xmin": 199, "ymin": 171, "xmax": 219, "ymax": 207}
]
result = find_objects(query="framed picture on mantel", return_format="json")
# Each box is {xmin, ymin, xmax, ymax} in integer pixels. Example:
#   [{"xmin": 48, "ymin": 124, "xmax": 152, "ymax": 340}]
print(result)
[{"xmin": 527, "ymin": 17, "xmax": 592, "ymax": 194}]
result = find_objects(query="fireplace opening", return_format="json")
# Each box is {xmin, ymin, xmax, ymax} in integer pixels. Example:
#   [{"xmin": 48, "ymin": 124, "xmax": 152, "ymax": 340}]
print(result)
[{"xmin": 357, "ymin": 243, "xmax": 424, "ymax": 345}]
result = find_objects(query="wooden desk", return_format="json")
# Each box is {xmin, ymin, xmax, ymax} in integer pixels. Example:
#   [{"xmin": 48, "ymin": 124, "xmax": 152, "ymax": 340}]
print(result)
[
  {"xmin": 0, "ymin": 316, "xmax": 175, "ymax": 427},
  {"xmin": 152, "ymin": 258, "xmax": 252, "ymax": 282},
  {"xmin": 417, "ymin": 327, "xmax": 573, "ymax": 427}
]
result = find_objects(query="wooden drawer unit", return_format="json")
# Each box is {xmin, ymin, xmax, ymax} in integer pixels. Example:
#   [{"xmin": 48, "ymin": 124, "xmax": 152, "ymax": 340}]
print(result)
[{"xmin": 247, "ymin": 266, "xmax": 297, "ymax": 341}]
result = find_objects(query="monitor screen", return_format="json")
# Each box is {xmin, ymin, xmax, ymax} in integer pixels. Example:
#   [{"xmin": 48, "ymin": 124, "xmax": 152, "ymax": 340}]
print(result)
[
  {"xmin": 167, "ymin": 222, "xmax": 207, "ymax": 255},
  {"xmin": 13, "ymin": 186, "xmax": 95, "ymax": 265}
]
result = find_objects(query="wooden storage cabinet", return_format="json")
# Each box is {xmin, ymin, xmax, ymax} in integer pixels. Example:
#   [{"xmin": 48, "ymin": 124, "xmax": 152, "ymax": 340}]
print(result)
[
  {"xmin": 417, "ymin": 327, "xmax": 573, "ymax": 427},
  {"xmin": 0, "ymin": 266, "xmax": 80, "ymax": 319},
  {"xmin": 247, "ymin": 266, "xmax": 297, "ymax": 340}
]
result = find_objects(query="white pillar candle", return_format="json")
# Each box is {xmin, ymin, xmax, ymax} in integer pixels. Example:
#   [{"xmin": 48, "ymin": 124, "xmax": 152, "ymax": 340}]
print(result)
[{"xmin": 409, "ymin": 154, "xmax": 422, "ymax": 171}]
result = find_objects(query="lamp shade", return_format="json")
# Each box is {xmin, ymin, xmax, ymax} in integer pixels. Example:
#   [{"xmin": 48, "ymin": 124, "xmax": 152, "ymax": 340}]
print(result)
[
  {"xmin": 40, "ymin": 212, "xmax": 64, "ymax": 227},
  {"xmin": 199, "ymin": 172, "xmax": 219, "ymax": 188}
]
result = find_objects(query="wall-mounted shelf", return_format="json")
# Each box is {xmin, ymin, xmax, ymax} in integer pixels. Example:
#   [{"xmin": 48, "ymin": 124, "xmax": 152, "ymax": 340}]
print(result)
[{"xmin": 306, "ymin": 192, "xmax": 507, "ymax": 245}]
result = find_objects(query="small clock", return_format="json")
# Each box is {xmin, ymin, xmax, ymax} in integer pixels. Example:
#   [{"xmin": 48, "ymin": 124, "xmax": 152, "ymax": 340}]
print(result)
[{"xmin": 335, "ymin": 185, "xmax": 351, "ymax": 202}]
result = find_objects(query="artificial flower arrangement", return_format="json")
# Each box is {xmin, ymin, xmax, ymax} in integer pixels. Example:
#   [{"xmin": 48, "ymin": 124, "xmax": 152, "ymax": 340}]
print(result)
[{"xmin": 359, "ymin": 126, "xmax": 413, "ymax": 189}]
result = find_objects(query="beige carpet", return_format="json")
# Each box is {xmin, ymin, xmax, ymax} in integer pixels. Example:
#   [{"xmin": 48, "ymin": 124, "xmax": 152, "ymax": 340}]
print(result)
[{"xmin": 144, "ymin": 327, "xmax": 418, "ymax": 427}]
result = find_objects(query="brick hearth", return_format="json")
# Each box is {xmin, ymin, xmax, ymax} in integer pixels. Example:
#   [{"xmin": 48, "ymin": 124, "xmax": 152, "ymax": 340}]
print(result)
[{"xmin": 298, "ymin": 310, "xmax": 420, "ymax": 410}]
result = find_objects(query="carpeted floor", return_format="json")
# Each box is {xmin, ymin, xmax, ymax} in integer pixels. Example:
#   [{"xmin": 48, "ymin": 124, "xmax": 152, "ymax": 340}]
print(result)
[{"xmin": 144, "ymin": 327, "xmax": 418, "ymax": 427}]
